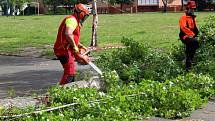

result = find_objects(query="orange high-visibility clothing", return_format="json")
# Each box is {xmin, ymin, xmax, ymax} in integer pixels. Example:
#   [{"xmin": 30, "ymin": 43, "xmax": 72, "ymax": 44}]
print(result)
[
  {"xmin": 54, "ymin": 15, "xmax": 80, "ymax": 56},
  {"xmin": 179, "ymin": 14, "xmax": 199, "ymax": 40}
]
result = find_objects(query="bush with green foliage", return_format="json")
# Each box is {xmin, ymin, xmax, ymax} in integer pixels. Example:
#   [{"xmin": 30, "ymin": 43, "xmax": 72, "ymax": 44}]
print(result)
[
  {"xmin": 97, "ymin": 37, "xmax": 183, "ymax": 83},
  {"xmin": 192, "ymin": 15, "xmax": 215, "ymax": 80},
  {"xmin": 200, "ymin": 15, "xmax": 215, "ymax": 46},
  {"xmin": 2, "ymin": 71, "xmax": 212, "ymax": 120}
]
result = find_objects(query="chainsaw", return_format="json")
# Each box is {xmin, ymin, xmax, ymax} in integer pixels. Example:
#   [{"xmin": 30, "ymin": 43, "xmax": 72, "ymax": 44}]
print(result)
[{"xmin": 74, "ymin": 45, "xmax": 102, "ymax": 75}]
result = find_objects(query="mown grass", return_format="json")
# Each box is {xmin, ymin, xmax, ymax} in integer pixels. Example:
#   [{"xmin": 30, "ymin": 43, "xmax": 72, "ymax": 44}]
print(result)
[{"xmin": 0, "ymin": 12, "xmax": 213, "ymax": 57}]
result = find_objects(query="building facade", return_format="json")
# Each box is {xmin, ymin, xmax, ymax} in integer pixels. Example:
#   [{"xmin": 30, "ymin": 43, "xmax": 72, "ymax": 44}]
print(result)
[{"xmin": 96, "ymin": 0, "xmax": 215, "ymax": 13}]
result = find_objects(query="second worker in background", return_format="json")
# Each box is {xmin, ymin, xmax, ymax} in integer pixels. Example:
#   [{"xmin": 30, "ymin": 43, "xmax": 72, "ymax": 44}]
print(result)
[{"xmin": 179, "ymin": 0, "xmax": 199, "ymax": 71}]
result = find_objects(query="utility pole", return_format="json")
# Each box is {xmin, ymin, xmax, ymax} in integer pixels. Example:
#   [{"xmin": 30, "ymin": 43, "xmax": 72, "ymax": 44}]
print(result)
[{"xmin": 90, "ymin": 0, "xmax": 98, "ymax": 47}]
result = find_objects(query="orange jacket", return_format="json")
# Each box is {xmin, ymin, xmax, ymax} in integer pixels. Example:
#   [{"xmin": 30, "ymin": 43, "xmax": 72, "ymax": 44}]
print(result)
[{"xmin": 179, "ymin": 14, "xmax": 199, "ymax": 40}]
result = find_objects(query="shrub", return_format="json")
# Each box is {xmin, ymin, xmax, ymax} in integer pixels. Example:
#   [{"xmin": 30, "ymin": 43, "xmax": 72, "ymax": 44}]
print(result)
[
  {"xmin": 200, "ymin": 15, "xmax": 215, "ymax": 46},
  {"xmin": 192, "ymin": 15, "xmax": 215, "ymax": 80},
  {"xmin": 97, "ymin": 37, "xmax": 183, "ymax": 83}
]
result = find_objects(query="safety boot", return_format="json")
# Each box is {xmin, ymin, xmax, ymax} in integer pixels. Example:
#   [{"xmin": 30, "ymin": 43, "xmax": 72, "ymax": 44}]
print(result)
[{"xmin": 65, "ymin": 76, "xmax": 75, "ymax": 84}]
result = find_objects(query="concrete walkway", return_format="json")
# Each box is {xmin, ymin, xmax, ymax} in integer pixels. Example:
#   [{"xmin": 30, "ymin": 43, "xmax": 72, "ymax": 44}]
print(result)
[
  {"xmin": 0, "ymin": 55, "xmax": 91, "ymax": 98},
  {"xmin": 0, "ymin": 55, "xmax": 215, "ymax": 121}
]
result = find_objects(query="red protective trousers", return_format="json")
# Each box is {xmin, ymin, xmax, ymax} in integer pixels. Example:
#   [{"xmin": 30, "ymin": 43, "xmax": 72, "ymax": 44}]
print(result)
[
  {"xmin": 54, "ymin": 14, "xmax": 80, "ymax": 85},
  {"xmin": 58, "ymin": 49, "xmax": 75, "ymax": 85}
]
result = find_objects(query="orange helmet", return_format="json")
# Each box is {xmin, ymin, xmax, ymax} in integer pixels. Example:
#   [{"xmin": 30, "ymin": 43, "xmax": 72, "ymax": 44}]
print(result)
[
  {"xmin": 74, "ymin": 4, "xmax": 89, "ymax": 17},
  {"xmin": 74, "ymin": 4, "xmax": 90, "ymax": 25},
  {"xmin": 187, "ymin": 1, "xmax": 196, "ymax": 9}
]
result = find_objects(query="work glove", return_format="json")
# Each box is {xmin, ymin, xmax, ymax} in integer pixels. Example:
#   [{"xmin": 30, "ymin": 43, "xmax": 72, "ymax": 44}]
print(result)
[{"xmin": 74, "ymin": 45, "xmax": 79, "ymax": 53}]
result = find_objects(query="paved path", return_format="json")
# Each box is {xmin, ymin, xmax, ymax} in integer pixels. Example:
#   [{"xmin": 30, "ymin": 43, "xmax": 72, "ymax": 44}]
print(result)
[
  {"xmin": 149, "ymin": 100, "xmax": 215, "ymax": 121},
  {"xmin": 0, "ymin": 55, "xmax": 214, "ymax": 121},
  {"xmin": 0, "ymin": 55, "xmax": 91, "ymax": 98}
]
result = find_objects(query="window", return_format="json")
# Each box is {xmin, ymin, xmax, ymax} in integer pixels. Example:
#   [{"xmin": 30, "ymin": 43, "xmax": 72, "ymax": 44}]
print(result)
[{"xmin": 138, "ymin": 0, "xmax": 159, "ymax": 5}]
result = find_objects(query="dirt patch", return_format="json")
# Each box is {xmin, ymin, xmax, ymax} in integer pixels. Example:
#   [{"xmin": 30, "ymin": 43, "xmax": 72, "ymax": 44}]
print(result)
[
  {"xmin": 19, "ymin": 47, "xmax": 43, "ymax": 58},
  {"xmin": 0, "ymin": 45, "xmax": 54, "ymax": 58}
]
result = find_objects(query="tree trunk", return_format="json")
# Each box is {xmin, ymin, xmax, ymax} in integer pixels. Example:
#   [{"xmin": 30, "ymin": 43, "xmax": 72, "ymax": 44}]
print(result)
[
  {"xmin": 162, "ymin": 0, "xmax": 167, "ymax": 12},
  {"xmin": 53, "ymin": 5, "xmax": 57, "ymax": 14},
  {"xmin": 53, "ymin": 1, "xmax": 57, "ymax": 15},
  {"xmin": 163, "ymin": 4, "xmax": 167, "ymax": 12},
  {"xmin": 181, "ymin": 0, "xmax": 184, "ymax": 11},
  {"xmin": 120, "ymin": 3, "xmax": 122, "ymax": 14}
]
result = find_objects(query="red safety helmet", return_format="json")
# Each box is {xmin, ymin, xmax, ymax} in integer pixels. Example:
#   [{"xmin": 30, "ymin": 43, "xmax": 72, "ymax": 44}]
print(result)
[{"xmin": 187, "ymin": 1, "xmax": 196, "ymax": 9}]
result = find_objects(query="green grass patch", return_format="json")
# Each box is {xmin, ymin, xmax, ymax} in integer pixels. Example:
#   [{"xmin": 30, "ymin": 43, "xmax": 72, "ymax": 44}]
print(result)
[{"xmin": 0, "ymin": 12, "xmax": 214, "ymax": 56}]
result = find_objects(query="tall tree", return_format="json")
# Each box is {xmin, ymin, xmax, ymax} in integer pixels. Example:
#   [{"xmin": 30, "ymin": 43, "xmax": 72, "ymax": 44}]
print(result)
[
  {"xmin": 9, "ymin": 0, "xmax": 31, "ymax": 16},
  {"xmin": 10, "ymin": 0, "xmax": 17, "ymax": 16}
]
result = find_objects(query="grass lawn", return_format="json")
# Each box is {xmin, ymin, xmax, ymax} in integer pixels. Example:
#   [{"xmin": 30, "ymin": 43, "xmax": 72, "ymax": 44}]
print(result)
[{"xmin": 0, "ymin": 12, "xmax": 214, "ymax": 57}]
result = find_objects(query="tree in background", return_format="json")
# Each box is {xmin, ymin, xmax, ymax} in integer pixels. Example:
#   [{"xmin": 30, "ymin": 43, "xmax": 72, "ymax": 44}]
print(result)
[
  {"xmin": 10, "ymin": 0, "xmax": 22, "ymax": 16},
  {"xmin": 161, "ymin": 0, "xmax": 175, "ymax": 12},
  {"xmin": 1, "ymin": 0, "xmax": 21, "ymax": 16},
  {"xmin": 0, "ymin": 0, "xmax": 9, "ymax": 15},
  {"xmin": 181, "ymin": 0, "xmax": 184, "ymax": 11},
  {"xmin": 197, "ymin": 0, "xmax": 215, "ymax": 11},
  {"xmin": 43, "ymin": 0, "xmax": 63, "ymax": 14},
  {"xmin": 109, "ymin": 0, "xmax": 133, "ymax": 13},
  {"xmin": 43, "ymin": 0, "xmax": 89, "ymax": 15},
  {"xmin": 196, "ymin": 0, "xmax": 205, "ymax": 11},
  {"xmin": 12, "ymin": 0, "xmax": 33, "ymax": 16}
]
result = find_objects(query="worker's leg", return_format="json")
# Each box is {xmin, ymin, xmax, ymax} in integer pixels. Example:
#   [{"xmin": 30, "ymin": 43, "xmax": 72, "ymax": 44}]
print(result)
[
  {"xmin": 184, "ymin": 37, "xmax": 199, "ymax": 71},
  {"xmin": 58, "ymin": 50, "xmax": 76, "ymax": 85},
  {"xmin": 189, "ymin": 38, "xmax": 199, "ymax": 61},
  {"xmin": 185, "ymin": 47, "xmax": 192, "ymax": 71}
]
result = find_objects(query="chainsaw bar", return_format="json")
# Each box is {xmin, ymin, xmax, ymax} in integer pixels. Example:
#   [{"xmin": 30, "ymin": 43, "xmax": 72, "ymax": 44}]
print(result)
[{"xmin": 88, "ymin": 61, "xmax": 102, "ymax": 75}]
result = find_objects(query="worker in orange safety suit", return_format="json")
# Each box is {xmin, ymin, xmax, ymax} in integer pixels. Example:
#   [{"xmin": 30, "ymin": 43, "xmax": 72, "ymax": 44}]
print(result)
[
  {"xmin": 54, "ymin": 3, "xmax": 90, "ymax": 85},
  {"xmin": 179, "ymin": 0, "xmax": 199, "ymax": 71}
]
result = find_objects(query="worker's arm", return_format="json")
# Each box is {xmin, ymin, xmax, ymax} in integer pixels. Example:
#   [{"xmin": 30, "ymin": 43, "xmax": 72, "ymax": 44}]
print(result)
[
  {"xmin": 179, "ymin": 16, "xmax": 195, "ymax": 39},
  {"xmin": 193, "ymin": 18, "xmax": 199, "ymax": 37},
  {"xmin": 65, "ymin": 18, "xmax": 79, "ymax": 53}
]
